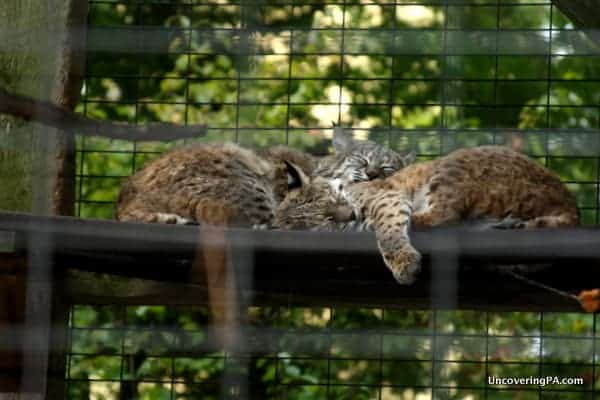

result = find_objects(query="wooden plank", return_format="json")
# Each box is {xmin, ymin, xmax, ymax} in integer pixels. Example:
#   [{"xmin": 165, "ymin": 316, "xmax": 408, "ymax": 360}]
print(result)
[
  {"xmin": 60, "ymin": 255, "xmax": 594, "ymax": 312},
  {"xmin": 1, "ymin": 211, "xmax": 600, "ymax": 261},
  {"xmin": 2, "ymin": 211, "xmax": 600, "ymax": 312}
]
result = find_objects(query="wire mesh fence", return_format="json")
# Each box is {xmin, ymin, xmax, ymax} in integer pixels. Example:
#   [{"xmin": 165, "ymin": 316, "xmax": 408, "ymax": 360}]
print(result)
[
  {"xmin": 65, "ymin": 305, "xmax": 598, "ymax": 399},
  {"xmin": 66, "ymin": 1, "xmax": 600, "ymax": 399},
  {"xmin": 77, "ymin": 0, "xmax": 600, "ymax": 224}
]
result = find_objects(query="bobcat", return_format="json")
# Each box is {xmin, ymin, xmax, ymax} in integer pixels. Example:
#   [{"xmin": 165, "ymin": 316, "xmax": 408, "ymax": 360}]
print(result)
[
  {"xmin": 276, "ymin": 146, "xmax": 579, "ymax": 284},
  {"xmin": 115, "ymin": 143, "xmax": 318, "ymax": 227}
]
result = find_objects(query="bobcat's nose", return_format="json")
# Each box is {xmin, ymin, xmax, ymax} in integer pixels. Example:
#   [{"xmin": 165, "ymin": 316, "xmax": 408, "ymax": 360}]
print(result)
[
  {"xmin": 366, "ymin": 166, "xmax": 380, "ymax": 180},
  {"xmin": 331, "ymin": 205, "xmax": 356, "ymax": 223}
]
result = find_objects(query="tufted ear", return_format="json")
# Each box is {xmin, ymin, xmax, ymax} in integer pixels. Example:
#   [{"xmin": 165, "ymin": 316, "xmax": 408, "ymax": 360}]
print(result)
[
  {"xmin": 402, "ymin": 151, "xmax": 416, "ymax": 166},
  {"xmin": 284, "ymin": 160, "xmax": 311, "ymax": 190},
  {"xmin": 332, "ymin": 126, "xmax": 354, "ymax": 153}
]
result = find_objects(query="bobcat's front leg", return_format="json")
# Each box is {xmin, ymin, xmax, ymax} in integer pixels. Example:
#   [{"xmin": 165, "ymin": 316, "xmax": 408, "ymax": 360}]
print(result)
[
  {"xmin": 360, "ymin": 191, "xmax": 422, "ymax": 285},
  {"xmin": 376, "ymin": 232, "xmax": 422, "ymax": 285}
]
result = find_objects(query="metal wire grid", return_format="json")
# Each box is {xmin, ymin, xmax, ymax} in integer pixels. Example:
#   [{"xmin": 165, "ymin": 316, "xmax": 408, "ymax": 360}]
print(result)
[
  {"xmin": 68, "ymin": 1, "xmax": 600, "ymax": 399},
  {"xmin": 64, "ymin": 306, "xmax": 598, "ymax": 399},
  {"xmin": 76, "ymin": 0, "xmax": 600, "ymax": 224}
]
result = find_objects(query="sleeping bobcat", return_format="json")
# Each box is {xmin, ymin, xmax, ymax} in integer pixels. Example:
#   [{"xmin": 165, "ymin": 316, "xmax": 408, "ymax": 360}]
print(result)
[
  {"xmin": 116, "ymin": 127, "xmax": 411, "ymax": 228},
  {"xmin": 276, "ymin": 146, "xmax": 579, "ymax": 284},
  {"xmin": 116, "ymin": 143, "xmax": 318, "ymax": 227}
]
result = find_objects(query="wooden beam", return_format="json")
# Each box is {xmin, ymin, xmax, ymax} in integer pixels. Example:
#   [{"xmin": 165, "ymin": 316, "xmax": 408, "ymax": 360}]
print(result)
[
  {"xmin": 1, "ymin": 211, "xmax": 599, "ymax": 312},
  {"xmin": 1, "ymin": 211, "xmax": 599, "ymax": 260},
  {"xmin": 60, "ymin": 263, "xmax": 587, "ymax": 312},
  {"xmin": 0, "ymin": 88, "xmax": 208, "ymax": 142}
]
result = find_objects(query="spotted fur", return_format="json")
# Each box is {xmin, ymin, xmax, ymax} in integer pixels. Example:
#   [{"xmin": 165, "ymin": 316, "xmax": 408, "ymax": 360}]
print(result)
[
  {"xmin": 116, "ymin": 143, "xmax": 316, "ymax": 228},
  {"xmin": 277, "ymin": 146, "xmax": 579, "ymax": 284}
]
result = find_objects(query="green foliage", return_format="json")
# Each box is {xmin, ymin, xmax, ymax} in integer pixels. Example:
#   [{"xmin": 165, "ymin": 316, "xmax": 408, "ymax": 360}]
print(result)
[
  {"xmin": 67, "ymin": 305, "xmax": 597, "ymax": 399},
  {"xmin": 68, "ymin": 3, "xmax": 600, "ymax": 399}
]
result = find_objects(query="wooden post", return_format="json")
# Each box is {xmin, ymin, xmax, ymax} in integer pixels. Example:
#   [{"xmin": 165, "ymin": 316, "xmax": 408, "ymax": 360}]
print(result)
[
  {"xmin": 50, "ymin": 0, "xmax": 88, "ymax": 217},
  {"xmin": 195, "ymin": 226, "xmax": 241, "ymax": 348},
  {"xmin": 46, "ymin": 2, "xmax": 88, "ymax": 398},
  {"xmin": 0, "ymin": 253, "xmax": 26, "ymax": 393}
]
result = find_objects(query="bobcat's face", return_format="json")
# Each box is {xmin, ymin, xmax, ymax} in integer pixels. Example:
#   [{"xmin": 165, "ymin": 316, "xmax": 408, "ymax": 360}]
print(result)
[
  {"xmin": 274, "ymin": 173, "xmax": 356, "ymax": 231},
  {"xmin": 314, "ymin": 126, "xmax": 414, "ymax": 184},
  {"xmin": 328, "ymin": 146, "xmax": 405, "ymax": 183}
]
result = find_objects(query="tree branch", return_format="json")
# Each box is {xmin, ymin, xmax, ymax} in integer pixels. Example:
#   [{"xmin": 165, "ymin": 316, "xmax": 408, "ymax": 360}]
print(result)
[
  {"xmin": 0, "ymin": 88, "xmax": 207, "ymax": 141},
  {"xmin": 50, "ymin": 0, "xmax": 89, "ymax": 217},
  {"xmin": 552, "ymin": 0, "xmax": 600, "ymax": 29},
  {"xmin": 552, "ymin": 0, "xmax": 600, "ymax": 47}
]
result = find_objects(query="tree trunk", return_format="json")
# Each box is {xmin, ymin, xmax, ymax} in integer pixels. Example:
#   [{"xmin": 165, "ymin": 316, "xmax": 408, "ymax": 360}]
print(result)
[
  {"xmin": 0, "ymin": 1, "xmax": 86, "ymax": 216},
  {"xmin": 0, "ymin": 2, "xmax": 87, "ymax": 399}
]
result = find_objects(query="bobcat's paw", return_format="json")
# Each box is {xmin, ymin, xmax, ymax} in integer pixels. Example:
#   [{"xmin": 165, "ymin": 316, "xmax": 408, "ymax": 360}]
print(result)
[
  {"xmin": 381, "ymin": 244, "xmax": 422, "ymax": 285},
  {"xmin": 155, "ymin": 212, "xmax": 195, "ymax": 225},
  {"xmin": 252, "ymin": 223, "xmax": 270, "ymax": 230},
  {"xmin": 489, "ymin": 216, "xmax": 527, "ymax": 230}
]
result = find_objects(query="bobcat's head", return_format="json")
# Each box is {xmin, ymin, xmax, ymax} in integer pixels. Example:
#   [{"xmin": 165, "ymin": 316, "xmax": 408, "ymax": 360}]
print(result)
[
  {"xmin": 275, "ymin": 162, "xmax": 356, "ymax": 231},
  {"xmin": 314, "ymin": 126, "xmax": 414, "ymax": 184}
]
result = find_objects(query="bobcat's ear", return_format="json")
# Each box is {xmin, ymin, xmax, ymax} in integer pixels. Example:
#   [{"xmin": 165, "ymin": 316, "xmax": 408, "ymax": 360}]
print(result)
[
  {"xmin": 332, "ymin": 126, "xmax": 354, "ymax": 153},
  {"xmin": 402, "ymin": 151, "xmax": 416, "ymax": 167},
  {"xmin": 284, "ymin": 160, "xmax": 311, "ymax": 190}
]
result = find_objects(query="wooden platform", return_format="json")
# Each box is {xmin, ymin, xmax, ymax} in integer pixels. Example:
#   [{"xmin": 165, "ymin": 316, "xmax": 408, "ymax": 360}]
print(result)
[{"xmin": 1, "ymin": 211, "xmax": 600, "ymax": 312}]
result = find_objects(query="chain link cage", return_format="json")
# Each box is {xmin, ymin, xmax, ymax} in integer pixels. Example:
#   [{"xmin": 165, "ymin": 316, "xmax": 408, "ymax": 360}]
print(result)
[{"xmin": 68, "ymin": 1, "xmax": 600, "ymax": 399}]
